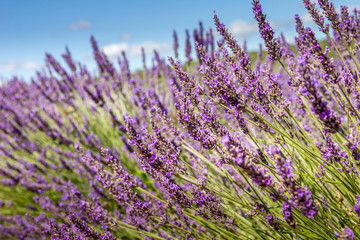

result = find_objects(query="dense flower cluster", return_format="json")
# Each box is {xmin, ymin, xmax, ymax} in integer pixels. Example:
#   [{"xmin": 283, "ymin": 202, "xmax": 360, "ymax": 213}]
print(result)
[{"xmin": 1, "ymin": 0, "xmax": 360, "ymax": 239}]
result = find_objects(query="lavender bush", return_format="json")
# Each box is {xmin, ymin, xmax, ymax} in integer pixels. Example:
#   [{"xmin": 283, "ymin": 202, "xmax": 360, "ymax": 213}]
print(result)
[{"xmin": 1, "ymin": 0, "xmax": 360, "ymax": 239}]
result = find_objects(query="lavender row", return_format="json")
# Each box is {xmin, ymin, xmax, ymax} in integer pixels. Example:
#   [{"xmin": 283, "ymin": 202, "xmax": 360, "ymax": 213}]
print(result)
[{"xmin": 1, "ymin": 0, "xmax": 360, "ymax": 239}]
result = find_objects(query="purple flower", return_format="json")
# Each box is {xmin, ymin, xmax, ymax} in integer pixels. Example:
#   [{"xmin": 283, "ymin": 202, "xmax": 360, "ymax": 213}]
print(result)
[
  {"xmin": 90, "ymin": 35, "xmax": 116, "ymax": 78},
  {"xmin": 252, "ymin": 0, "xmax": 282, "ymax": 60},
  {"xmin": 185, "ymin": 29, "xmax": 192, "ymax": 63},
  {"xmin": 271, "ymin": 147, "xmax": 318, "ymax": 218},
  {"xmin": 318, "ymin": 129, "xmax": 347, "ymax": 162},
  {"xmin": 69, "ymin": 213, "xmax": 118, "ymax": 240},
  {"xmin": 339, "ymin": 6, "xmax": 354, "ymax": 44},
  {"xmin": 234, "ymin": 156, "xmax": 274, "ymax": 188},
  {"xmin": 265, "ymin": 214, "xmax": 280, "ymax": 230},
  {"xmin": 353, "ymin": 195, "xmax": 360, "ymax": 217},
  {"xmin": 61, "ymin": 46, "xmax": 77, "ymax": 72},
  {"xmin": 318, "ymin": 0, "xmax": 340, "ymax": 30},
  {"xmin": 173, "ymin": 30, "xmax": 179, "ymax": 59},
  {"xmin": 336, "ymin": 227, "xmax": 355, "ymax": 240},
  {"xmin": 303, "ymin": 0, "xmax": 329, "ymax": 33},
  {"xmin": 213, "ymin": 12, "xmax": 242, "ymax": 61},
  {"xmin": 281, "ymin": 202, "xmax": 297, "ymax": 228},
  {"xmin": 296, "ymin": 53, "xmax": 340, "ymax": 132}
]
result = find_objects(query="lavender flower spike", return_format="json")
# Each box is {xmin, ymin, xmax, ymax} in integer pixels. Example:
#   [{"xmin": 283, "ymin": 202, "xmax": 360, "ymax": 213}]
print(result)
[
  {"xmin": 336, "ymin": 227, "xmax": 355, "ymax": 240},
  {"xmin": 281, "ymin": 202, "xmax": 297, "ymax": 228},
  {"xmin": 252, "ymin": 0, "xmax": 282, "ymax": 61},
  {"xmin": 185, "ymin": 29, "xmax": 192, "ymax": 63},
  {"xmin": 303, "ymin": 0, "xmax": 329, "ymax": 33},
  {"xmin": 173, "ymin": 30, "xmax": 179, "ymax": 59},
  {"xmin": 353, "ymin": 195, "xmax": 360, "ymax": 217},
  {"xmin": 318, "ymin": 0, "xmax": 340, "ymax": 30},
  {"xmin": 271, "ymin": 147, "xmax": 318, "ymax": 218}
]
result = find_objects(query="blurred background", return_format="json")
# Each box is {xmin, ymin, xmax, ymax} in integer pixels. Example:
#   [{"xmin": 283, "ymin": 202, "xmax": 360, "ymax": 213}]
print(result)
[{"xmin": 1, "ymin": 0, "xmax": 359, "ymax": 81}]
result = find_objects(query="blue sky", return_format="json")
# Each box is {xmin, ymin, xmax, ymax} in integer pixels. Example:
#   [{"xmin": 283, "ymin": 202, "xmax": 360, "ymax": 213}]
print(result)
[{"xmin": 1, "ymin": 0, "xmax": 359, "ymax": 81}]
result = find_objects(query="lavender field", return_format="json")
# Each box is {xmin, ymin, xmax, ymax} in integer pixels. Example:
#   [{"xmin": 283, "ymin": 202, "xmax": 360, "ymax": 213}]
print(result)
[{"xmin": 1, "ymin": 0, "xmax": 360, "ymax": 239}]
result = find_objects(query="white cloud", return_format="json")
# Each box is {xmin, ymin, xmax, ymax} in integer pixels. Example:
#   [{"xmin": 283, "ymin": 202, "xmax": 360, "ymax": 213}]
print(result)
[
  {"xmin": 102, "ymin": 43, "xmax": 128, "ymax": 58},
  {"xmin": 228, "ymin": 20, "xmax": 258, "ymax": 36},
  {"xmin": 347, "ymin": 4, "xmax": 360, "ymax": 10},
  {"xmin": 120, "ymin": 33, "xmax": 133, "ymax": 41},
  {"xmin": 302, "ymin": 13, "xmax": 313, "ymax": 23},
  {"xmin": 0, "ymin": 62, "xmax": 16, "ymax": 72},
  {"xmin": 102, "ymin": 41, "xmax": 172, "ymax": 59},
  {"xmin": 0, "ymin": 61, "xmax": 40, "ymax": 72},
  {"xmin": 22, "ymin": 61, "xmax": 39, "ymax": 70},
  {"xmin": 69, "ymin": 20, "xmax": 92, "ymax": 30}
]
